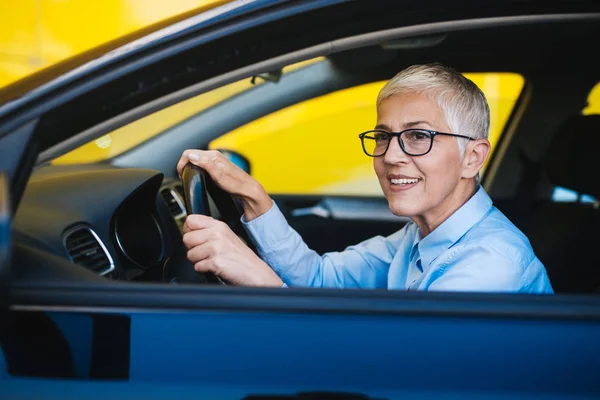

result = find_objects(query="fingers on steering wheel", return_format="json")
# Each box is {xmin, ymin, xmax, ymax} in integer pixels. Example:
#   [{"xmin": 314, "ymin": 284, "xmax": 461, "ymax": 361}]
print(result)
[
  {"xmin": 177, "ymin": 149, "xmax": 202, "ymax": 176},
  {"xmin": 177, "ymin": 150, "xmax": 190, "ymax": 176},
  {"xmin": 178, "ymin": 149, "xmax": 223, "ymax": 178},
  {"xmin": 183, "ymin": 214, "xmax": 215, "ymax": 234}
]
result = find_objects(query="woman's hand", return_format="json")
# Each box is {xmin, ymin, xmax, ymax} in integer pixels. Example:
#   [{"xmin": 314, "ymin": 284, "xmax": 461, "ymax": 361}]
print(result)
[
  {"xmin": 177, "ymin": 149, "xmax": 271, "ymax": 221},
  {"xmin": 183, "ymin": 214, "xmax": 283, "ymax": 287}
]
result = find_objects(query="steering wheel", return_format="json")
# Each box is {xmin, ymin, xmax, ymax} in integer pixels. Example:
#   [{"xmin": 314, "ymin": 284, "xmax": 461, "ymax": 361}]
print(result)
[{"xmin": 177, "ymin": 163, "xmax": 259, "ymax": 284}]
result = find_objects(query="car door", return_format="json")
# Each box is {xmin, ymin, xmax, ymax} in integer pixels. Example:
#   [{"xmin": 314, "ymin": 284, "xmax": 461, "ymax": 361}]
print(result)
[{"xmin": 3, "ymin": 282, "xmax": 600, "ymax": 399}]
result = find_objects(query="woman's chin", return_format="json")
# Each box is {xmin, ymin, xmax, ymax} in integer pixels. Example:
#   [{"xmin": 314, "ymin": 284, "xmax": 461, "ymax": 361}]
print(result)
[
  {"xmin": 383, "ymin": 184, "xmax": 426, "ymax": 217},
  {"xmin": 387, "ymin": 200, "xmax": 420, "ymax": 218}
]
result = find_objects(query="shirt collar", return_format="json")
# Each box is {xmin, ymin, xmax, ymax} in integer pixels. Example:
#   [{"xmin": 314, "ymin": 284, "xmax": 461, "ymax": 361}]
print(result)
[
  {"xmin": 409, "ymin": 227, "xmax": 423, "ymax": 269},
  {"xmin": 410, "ymin": 226, "xmax": 422, "ymax": 256},
  {"xmin": 417, "ymin": 186, "xmax": 493, "ymax": 270}
]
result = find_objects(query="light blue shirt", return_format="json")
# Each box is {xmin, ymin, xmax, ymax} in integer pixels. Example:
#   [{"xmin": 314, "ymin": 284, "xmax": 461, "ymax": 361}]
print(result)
[{"xmin": 242, "ymin": 186, "xmax": 553, "ymax": 293}]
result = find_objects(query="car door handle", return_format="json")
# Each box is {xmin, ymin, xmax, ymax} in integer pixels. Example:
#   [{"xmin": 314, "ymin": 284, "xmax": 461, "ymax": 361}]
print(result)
[{"xmin": 290, "ymin": 204, "xmax": 331, "ymax": 218}]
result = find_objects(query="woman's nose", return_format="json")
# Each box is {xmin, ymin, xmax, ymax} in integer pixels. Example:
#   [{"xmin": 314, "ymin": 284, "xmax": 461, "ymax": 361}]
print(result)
[{"xmin": 384, "ymin": 136, "xmax": 410, "ymax": 164}]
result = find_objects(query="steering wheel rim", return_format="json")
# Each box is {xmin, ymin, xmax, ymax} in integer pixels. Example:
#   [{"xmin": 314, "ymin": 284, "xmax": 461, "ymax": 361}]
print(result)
[{"xmin": 179, "ymin": 163, "xmax": 259, "ymax": 284}]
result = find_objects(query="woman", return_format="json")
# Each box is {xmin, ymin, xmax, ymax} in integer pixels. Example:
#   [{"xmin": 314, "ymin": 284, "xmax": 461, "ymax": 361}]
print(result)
[{"xmin": 176, "ymin": 63, "xmax": 553, "ymax": 293}]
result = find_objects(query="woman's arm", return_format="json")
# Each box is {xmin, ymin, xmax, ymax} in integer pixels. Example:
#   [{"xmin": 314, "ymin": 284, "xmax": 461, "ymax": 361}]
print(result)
[
  {"xmin": 243, "ymin": 201, "xmax": 400, "ymax": 288},
  {"xmin": 177, "ymin": 149, "xmax": 399, "ymax": 288}
]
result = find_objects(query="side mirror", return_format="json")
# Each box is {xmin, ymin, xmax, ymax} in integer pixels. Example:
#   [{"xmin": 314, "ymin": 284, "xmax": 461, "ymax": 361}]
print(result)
[
  {"xmin": 0, "ymin": 173, "xmax": 10, "ymax": 276},
  {"xmin": 217, "ymin": 149, "xmax": 251, "ymax": 174}
]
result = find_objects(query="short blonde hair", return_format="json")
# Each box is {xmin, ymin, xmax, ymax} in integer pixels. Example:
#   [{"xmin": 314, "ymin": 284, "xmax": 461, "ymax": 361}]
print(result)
[{"xmin": 377, "ymin": 63, "xmax": 490, "ymax": 155}]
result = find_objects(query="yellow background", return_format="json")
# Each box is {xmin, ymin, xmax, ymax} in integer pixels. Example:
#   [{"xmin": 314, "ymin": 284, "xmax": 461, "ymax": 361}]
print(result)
[{"xmin": 0, "ymin": 0, "xmax": 224, "ymax": 88}]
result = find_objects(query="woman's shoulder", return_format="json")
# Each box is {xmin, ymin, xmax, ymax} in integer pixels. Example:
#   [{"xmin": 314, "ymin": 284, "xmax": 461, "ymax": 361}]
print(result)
[{"xmin": 460, "ymin": 206, "xmax": 536, "ymax": 266}]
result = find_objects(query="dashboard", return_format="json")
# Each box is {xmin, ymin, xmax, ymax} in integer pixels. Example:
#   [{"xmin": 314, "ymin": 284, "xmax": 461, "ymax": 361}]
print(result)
[{"xmin": 13, "ymin": 163, "xmax": 188, "ymax": 282}]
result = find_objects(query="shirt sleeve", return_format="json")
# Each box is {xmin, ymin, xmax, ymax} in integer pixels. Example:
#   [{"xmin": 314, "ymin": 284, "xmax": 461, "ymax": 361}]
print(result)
[{"xmin": 241, "ymin": 201, "xmax": 405, "ymax": 289}]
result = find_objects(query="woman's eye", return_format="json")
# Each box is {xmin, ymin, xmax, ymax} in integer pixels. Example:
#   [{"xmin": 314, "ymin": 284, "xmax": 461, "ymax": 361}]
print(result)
[
  {"xmin": 374, "ymin": 133, "xmax": 389, "ymax": 142},
  {"xmin": 407, "ymin": 131, "xmax": 428, "ymax": 140}
]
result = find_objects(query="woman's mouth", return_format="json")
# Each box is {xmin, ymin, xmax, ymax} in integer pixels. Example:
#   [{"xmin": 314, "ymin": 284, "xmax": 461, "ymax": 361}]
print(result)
[{"xmin": 389, "ymin": 177, "xmax": 421, "ymax": 191}]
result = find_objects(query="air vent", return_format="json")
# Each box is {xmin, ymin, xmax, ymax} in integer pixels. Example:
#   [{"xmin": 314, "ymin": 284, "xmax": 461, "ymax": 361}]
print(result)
[
  {"xmin": 63, "ymin": 226, "xmax": 114, "ymax": 275},
  {"xmin": 174, "ymin": 184, "xmax": 185, "ymax": 200},
  {"xmin": 160, "ymin": 187, "xmax": 186, "ymax": 218}
]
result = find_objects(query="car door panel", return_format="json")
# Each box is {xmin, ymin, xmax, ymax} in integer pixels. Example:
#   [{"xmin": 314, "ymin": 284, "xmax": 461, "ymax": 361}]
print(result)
[{"xmin": 3, "ymin": 289, "xmax": 600, "ymax": 399}]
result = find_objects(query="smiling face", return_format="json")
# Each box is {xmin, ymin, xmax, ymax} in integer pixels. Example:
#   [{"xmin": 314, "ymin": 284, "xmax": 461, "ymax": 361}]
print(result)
[{"xmin": 374, "ymin": 92, "xmax": 476, "ymax": 231}]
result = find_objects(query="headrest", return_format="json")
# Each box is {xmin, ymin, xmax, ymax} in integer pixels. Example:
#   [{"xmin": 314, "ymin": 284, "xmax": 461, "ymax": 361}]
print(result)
[{"xmin": 543, "ymin": 114, "xmax": 600, "ymax": 199}]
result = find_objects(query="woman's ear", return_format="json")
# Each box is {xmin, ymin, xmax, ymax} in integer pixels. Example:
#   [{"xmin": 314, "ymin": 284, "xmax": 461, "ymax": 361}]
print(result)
[{"xmin": 462, "ymin": 138, "xmax": 491, "ymax": 179}]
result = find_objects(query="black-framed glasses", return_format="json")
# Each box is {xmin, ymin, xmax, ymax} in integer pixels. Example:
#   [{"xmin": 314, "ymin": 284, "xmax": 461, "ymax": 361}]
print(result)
[{"xmin": 358, "ymin": 129, "xmax": 476, "ymax": 157}]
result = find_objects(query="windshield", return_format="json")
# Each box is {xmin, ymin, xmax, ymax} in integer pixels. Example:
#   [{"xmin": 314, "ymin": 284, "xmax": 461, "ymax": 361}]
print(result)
[{"xmin": 52, "ymin": 57, "xmax": 324, "ymax": 164}]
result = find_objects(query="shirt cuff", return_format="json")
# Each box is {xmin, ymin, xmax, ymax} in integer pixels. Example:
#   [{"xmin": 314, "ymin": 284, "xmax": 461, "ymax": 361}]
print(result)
[
  {"xmin": 240, "ymin": 199, "xmax": 276, "ymax": 224},
  {"xmin": 240, "ymin": 200, "xmax": 292, "ymax": 253}
]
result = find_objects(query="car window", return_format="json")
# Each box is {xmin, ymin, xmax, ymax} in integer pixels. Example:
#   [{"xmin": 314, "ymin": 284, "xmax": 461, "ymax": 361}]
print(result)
[
  {"xmin": 51, "ymin": 58, "xmax": 324, "ymax": 164},
  {"xmin": 550, "ymin": 80, "xmax": 600, "ymax": 204},
  {"xmin": 552, "ymin": 186, "xmax": 597, "ymax": 203},
  {"xmin": 209, "ymin": 73, "xmax": 525, "ymax": 196}
]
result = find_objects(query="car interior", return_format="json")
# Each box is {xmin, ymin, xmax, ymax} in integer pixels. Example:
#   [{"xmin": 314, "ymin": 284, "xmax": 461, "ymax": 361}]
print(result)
[{"xmin": 7, "ymin": 13, "xmax": 600, "ymax": 295}]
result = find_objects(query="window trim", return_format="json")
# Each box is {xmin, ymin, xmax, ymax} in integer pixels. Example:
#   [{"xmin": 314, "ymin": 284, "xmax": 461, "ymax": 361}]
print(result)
[{"xmin": 10, "ymin": 282, "xmax": 600, "ymax": 320}]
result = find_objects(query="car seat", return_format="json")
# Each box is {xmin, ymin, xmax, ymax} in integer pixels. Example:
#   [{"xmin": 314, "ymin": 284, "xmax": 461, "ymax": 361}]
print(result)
[{"xmin": 526, "ymin": 114, "xmax": 600, "ymax": 293}]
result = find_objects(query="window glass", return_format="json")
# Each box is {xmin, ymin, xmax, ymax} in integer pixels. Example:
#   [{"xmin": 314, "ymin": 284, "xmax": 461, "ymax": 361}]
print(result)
[
  {"xmin": 552, "ymin": 186, "xmax": 596, "ymax": 204},
  {"xmin": 209, "ymin": 73, "xmax": 525, "ymax": 196},
  {"xmin": 550, "ymin": 81, "xmax": 600, "ymax": 205},
  {"xmin": 51, "ymin": 58, "xmax": 323, "ymax": 164}
]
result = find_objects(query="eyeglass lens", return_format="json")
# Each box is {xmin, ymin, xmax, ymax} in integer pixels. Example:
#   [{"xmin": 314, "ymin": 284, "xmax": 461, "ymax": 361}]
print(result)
[{"xmin": 362, "ymin": 129, "xmax": 432, "ymax": 156}]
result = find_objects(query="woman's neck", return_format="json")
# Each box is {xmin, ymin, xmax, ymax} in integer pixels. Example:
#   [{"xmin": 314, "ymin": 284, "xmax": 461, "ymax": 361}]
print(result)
[{"xmin": 413, "ymin": 180, "xmax": 478, "ymax": 237}]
